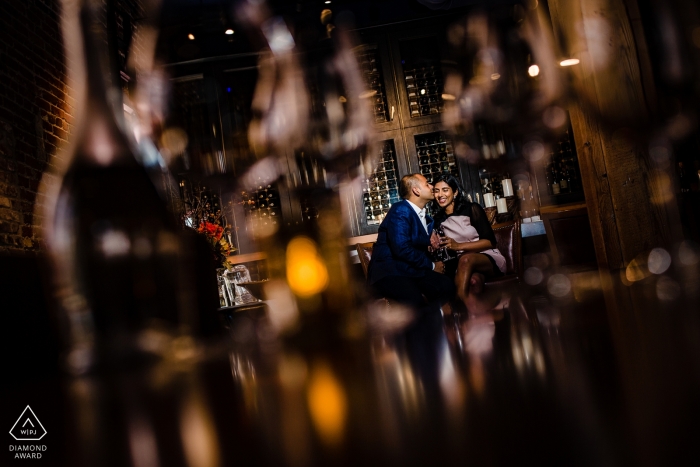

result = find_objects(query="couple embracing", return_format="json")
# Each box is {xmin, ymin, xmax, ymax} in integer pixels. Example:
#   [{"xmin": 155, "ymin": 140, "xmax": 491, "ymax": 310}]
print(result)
[{"xmin": 367, "ymin": 173, "xmax": 506, "ymax": 314}]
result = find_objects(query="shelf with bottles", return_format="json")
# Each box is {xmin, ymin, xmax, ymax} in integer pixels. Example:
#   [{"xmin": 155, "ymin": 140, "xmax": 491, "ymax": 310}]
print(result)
[
  {"xmin": 356, "ymin": 44, "xmax": 392, "ymax": 124},
  {"xmin": 362, "ymin": 140, "xmax": 401, "ymax": 226},
  {"xmin": 542, "ymin": 128, "xmax": 585, "ymax": 205},
  {"xmin": 413, "ymin": 131, "xmax": 461, "ymax": 218},
  {"xmin": 240, "ymin": 183, "xmax": 282, "ymax": 234},
  {"xmin": 415, "ymin": 132, "xmax": 460, "ymax": 184},
  {"xmin": 392, "ymin": 33, "xmax": 447, "ymax": 125},
  {"xmin": 403, "ymin": 66, "xmax": 445, "ymax": 118},
  {"xmin": 299, "ymin": 196, "xmax": 320, "ymax": 222}
]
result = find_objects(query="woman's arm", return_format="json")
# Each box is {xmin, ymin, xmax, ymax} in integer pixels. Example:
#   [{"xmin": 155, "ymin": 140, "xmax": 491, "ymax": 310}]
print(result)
[
  {"xmin": 439, "ymin": 236, "xmax": 493, "ymax": 252},
  {"xmin": 470, "ymin": 203, "xmax": 498, "ymax": 248}
]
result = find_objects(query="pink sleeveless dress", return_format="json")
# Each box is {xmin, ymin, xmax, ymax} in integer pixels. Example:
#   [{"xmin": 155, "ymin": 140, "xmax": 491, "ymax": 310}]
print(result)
[{"xmin": 439, "ymin": 215, "xmax": 507, "ymax": 274}]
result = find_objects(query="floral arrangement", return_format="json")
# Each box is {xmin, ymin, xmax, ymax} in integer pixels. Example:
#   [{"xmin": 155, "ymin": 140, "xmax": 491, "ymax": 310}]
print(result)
[
  {"xmin": 180, "ymin": 182, "xmax": 236, "ymax": 270},
  {"xmin": 197, "ymin": 221, "xmax": 234, "ymax": 270}
]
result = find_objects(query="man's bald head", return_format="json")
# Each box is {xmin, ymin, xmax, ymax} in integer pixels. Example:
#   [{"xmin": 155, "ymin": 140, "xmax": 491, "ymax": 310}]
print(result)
[
  {"xmin": 400, "ymin": 174, "xmax": 422, "ymax": 199},
  {"xmin": 399, "ymin": 173, "xmax": 434, "ymax": 209}
]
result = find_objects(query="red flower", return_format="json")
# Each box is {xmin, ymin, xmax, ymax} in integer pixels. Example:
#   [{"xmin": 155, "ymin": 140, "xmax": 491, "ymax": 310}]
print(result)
[{"xmin": 197, "ymin": 221, "xmax": 223, "ymax": 240}]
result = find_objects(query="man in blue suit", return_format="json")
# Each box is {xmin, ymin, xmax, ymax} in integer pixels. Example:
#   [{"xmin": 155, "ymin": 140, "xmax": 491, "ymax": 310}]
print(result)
[{"xmin": 368, "ymin": 173, "xmax": 455, "ymax": 312}]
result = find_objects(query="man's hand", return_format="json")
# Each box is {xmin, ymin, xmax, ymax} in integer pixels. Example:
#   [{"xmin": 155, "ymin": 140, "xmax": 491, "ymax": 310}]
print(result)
[
  {"xmin": 433, "ymin": 261, "xmax": 445, "ymax": 274},
  {"xmin": 430, "ymin": 230, "xmax": 440, "ymax": 249}
]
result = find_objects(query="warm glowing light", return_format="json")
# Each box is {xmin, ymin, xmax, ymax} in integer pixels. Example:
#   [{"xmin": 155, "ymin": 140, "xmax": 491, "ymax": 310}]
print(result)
[
  {"xmin": 225, "ymin": 29, "xmax": 234, "ymax": 35},
  {"xmin": 325, "ymin": 1, "xmax": 331, "ymax": 3},
  {"xmin": 359, "ymin": 90, "xmax": 377, "ymax": 99},
  {"xmin": 490, "ymin": 73, "xmax": 501, "ymax": 80},
  {"xmin": 286, "ymin": 236, "xmax": 329, "ymax": 297},
  {"xmin": 547, "ymin": 274, "xmax": 571, "ymax": 297},
  {"xmin": 543, "ymin": 106, "xmax": 567, "ymax": 129},
  {"xmin": 678, "ymin": 241, "xmax": 700, "ymax": 266},
  {"xmin": 420, "ymin": 88, "xmax": 426, "ymax": 95},
  {"xmin": 648, "ymin": 248, "xmax": 671, "ymax": 274},
  {"xmin": 692, "ymin": 27, "xmax": 700, "ymax": 48},
  {"xmin": 656, "ymin": 276, "xmax": 681, "ymax": 301},
  {"xmin": 625, "ymin": 255, "xmax": 650, "ymax": 283},
  {"xmin": 524, "ymin": 267, "xmax": 543, "ymax": 285},
  {"xmin": 528, "ymin": 64, "xmax": 540, "ymax": 77},
  {"xmin": 522, "ymin": 140, "xmax": 545, "ymax": 162},
  {"xmin": 160, "ymin": 127, "xmax": 188, "ymax": 159},
  {"xmin": 649, "ymin": 170, "xmax": 673, "ymax": 205},
  {"xmin": 307, "ymin": 363, "xmax": 347, "ymax": 447},
  {"xmin": 99, "ymin": 230, "xmax": 130, "ymax": 257},
  {"xmin": 559, "ymin": 58, "xmax": 580, "ymax": 67},
  {"xmin": 187, "ymin": 33, "xmax": 195, "ymax": 40},
  {"xmin": 441, "ymin": 93, "xmax": 455, "ymax": 101},
  {"xmin": 180, "ymin": 393, "xmax": 221, "ymax": 467}
]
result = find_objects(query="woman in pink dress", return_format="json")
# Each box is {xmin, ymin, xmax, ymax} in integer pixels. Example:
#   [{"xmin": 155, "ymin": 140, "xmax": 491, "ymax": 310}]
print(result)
[{"xmin": 430, "ymin": 175, "xmax": 506, "ymax": 303}]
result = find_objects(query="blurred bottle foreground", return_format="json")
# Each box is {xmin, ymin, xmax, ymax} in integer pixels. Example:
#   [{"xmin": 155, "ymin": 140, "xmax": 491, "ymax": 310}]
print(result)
[{"xmin": 41, "ymin": 1, "xmax": 225, "ymax": 465}]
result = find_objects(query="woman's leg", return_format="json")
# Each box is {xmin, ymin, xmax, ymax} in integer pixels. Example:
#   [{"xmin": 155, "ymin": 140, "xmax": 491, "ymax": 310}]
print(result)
[{"xmin": 455, "ymin": 253, "xmax": 495, "ymax": 303}]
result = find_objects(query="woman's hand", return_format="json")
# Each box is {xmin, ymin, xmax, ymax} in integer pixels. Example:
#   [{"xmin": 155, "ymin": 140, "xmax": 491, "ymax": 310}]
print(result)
[
  {"xmin": 439, "ymin": 236, "xmax": 460, "ymax": 251},
  {"xmin": 440, "ymin": 237, "xmax": 457, "ymax": 250},
  {"xmin": 430, "ymin": 230, "xmax": 441, "ymax": 249}
]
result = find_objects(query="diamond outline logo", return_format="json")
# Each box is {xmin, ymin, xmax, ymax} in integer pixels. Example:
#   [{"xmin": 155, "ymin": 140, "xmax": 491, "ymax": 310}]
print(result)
[{"xmin": 9, "ymin": 406, "xmax": 47, "ymax": 441}]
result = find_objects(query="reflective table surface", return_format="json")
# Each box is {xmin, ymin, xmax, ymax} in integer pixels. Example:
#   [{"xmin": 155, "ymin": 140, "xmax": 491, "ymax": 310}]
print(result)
[{"xmin": 3, "ymin": 263, "xmax": 700, "ymax": 467}]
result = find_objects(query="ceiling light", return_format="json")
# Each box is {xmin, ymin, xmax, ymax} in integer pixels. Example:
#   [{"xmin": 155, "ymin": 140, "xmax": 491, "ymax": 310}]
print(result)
[
  {"xmin": 528, "ymin": 64, "xmax": 540, "ymax": 77},
  {"xmin": 559, "ymin": 58, "xmax": 580, "ymax": 67},
  {"xmin": 225, "ymin": 29, "xmax": 234, "ymax": 35},
  {"xmin": 187, "ymin": 33, "xmax": 195, "ymax": 40},
  {"xmin": 490, "ymin": 73, "xmax": 501, "ymax": 80},
  {"xmin": 325, "ymin": 1, "xmax": 331, "ymax": 3},
  {"xmin": 441, "ymin": 93, "xmax": 456, "ymax": 101}
]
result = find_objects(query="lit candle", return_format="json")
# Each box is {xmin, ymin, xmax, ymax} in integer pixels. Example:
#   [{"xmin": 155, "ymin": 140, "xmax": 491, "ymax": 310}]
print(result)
[
  {"xmin": 483, "ymin": 193, "xmax": 495, "ymax": 208},
  {"xmin": 496, "ymin": 197, "xmax": 508, "ymax": 213},
  {"xmin": 501, "ymin": 178, "xmax": 514, "ymax": 197}
]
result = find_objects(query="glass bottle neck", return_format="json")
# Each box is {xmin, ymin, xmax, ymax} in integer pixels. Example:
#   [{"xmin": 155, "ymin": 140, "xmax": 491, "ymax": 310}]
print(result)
[{"xmin": 74, "ymin": 3, "xmax": 134, "ymax": 167}]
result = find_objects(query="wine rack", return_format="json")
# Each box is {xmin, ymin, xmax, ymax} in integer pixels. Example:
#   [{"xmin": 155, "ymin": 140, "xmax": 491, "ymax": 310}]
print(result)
[
  {"xmin": 415, "ymin": 132, "xmax": 460, "ymax": 186},
  {"xmin": 403, "ymin": 66, "xmax": 445, "ymax": 118},
  {"xmin": 543, "ymin": 127, "xmax": 584, "ymax": 204},
  {"xmin": 240, "ymin": 183, "xmax": 282, "ymax": 234},
  {"xmin": 362, "ymin": 140, "xmax": 401, "ymax": 226},
  {"xmin": 300, "ymin": 196, "xmax": 319, "ymax": 222},
  {"xmin": 356, "ymin": 44, "xmax": 391, "ymax": 124}
]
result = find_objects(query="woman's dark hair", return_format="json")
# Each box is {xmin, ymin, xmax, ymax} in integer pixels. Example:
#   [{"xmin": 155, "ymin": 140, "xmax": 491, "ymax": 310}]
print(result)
[{"xmin": 432, "ymin": 174, "xmax": 468, "ymax": 214}]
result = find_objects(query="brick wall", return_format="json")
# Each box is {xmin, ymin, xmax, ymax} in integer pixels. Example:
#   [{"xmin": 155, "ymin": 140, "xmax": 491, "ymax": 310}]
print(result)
[
  {"xmin": 0, "ymin": 0, "xmax": 67, "ymax": 253},
  {"xmin": 0, "ymin": 0, "xmax": 144, "ymax": 255}
]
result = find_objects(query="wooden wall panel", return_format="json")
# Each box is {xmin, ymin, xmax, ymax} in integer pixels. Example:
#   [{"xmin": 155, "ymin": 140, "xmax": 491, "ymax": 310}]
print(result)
[{"xmin": 547, "ymin": 0, "xmax": 681, "ymax": 269}]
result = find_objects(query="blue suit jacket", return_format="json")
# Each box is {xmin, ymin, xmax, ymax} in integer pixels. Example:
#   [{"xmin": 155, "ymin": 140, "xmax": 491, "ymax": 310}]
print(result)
[{"xmin": 367, "ymin": 200, "xmax": 434, "ymax": 284}]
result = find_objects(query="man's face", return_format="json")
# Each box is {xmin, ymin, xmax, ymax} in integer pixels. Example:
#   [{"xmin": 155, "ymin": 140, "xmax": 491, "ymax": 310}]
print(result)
[{"xmin": 414, "ymin": 174, "xmax": 434, "ymax": 202}]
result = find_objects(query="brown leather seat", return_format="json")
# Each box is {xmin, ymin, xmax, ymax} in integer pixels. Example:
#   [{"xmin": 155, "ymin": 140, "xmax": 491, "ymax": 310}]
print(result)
[
  {"xmin": 355, "ymin": 220, "xmax": 522, "ymax": 284},
  {"xmin": 356, "ymin": 242, "xmax": 374, "ymax": 279},
  {"xmin": 486, "ymin": 220, "xmax": 523, "ymax": 285}
]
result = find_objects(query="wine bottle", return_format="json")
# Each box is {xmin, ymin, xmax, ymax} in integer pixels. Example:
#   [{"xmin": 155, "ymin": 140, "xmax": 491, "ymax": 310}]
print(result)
[
  {"xmin": 559, "ymin": 163, "xmax": 570, "ymax": 193},
  {"xmin": 47, "ymin": 3, "xmax": 197, "ymax": 372},
  {"xmin": 551, "ymin": 165, "xmax": 561, "ymax": 195}
]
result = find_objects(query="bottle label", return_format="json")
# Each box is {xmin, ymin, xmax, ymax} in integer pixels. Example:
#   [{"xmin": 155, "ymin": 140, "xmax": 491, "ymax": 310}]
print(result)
[
  {"xmin": 560, "ymin": 179, "xmax": 568, "ymax": 189},
  {"xmin": 552, "ymin": 183, "xmax": 560, "ymax": 195}
]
